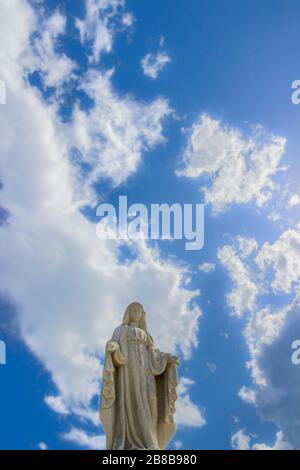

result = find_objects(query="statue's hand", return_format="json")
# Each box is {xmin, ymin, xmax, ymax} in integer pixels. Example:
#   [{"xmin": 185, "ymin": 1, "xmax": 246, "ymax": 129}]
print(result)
[
  {"xmin": 167, "ymin": 354, "xmax": 180, "ymax": 365},
  {"xmin": 106, "ymin": 341, "xmax": 117, "ymax": 353}
]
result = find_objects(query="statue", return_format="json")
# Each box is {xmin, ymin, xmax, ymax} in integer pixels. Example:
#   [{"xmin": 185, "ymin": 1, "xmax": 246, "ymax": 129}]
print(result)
[{"xmin": 100, "ymin": 302, "xmax": 179, "ymax": 450}]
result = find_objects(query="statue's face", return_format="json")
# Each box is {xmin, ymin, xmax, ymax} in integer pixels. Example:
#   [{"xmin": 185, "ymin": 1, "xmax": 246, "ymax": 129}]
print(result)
[{"xmin": 130, "ymin": 305, "xmax": 142, "ymax": 323}]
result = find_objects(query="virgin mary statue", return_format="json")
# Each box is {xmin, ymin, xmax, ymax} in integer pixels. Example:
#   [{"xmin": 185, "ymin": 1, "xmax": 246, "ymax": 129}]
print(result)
[{"xmin": 99, "ymin": 302, "xmax": 179, "ymax": 450}]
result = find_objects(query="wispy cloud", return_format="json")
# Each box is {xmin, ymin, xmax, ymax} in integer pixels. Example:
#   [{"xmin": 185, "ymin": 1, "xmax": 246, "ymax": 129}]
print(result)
[
  {"xmin": 141, "ymin": 41, "xmax": 171, "ymax": 79},
  {"xmin": 231, "ymin": 429, "xmax": 251, "ymax": 450},
  {"xmin": 218, "ymin": 242, "xmax": 259, "ymax": 318},
  {"xmin": 288, "ymin": 194, "xmax": 300, "ymax": 207},
  {"xmin": 62, "ymin": 428, "xmax": 106, "ymax": 450},
  {"xmin": 38, "ymin": 442, "xmax": 48, "ymax": 450},
  {"xmin": 75, "ymin": 0, "xmax": 132, "ymax": 63},
  {"xmin": 198, "ymin": 262, "xmax": 215, "ymax": 273},
  {"xmin": 231, "ymin": 429, "xmax": 293, "ymax": 450},
  {"xmin": 238, "ymin": 386, "xmax": 256, "ymax": 405},
  {"xmin": 71, "ymin": 68, "xmax": 171, "ymax": 197},
  {"xmin": 25, "ymin": 11, "xmax": 76, "ymax": 89},
  {"xmin": 176, "ymin": 378, "xmax": 206, "ymax": 428}
]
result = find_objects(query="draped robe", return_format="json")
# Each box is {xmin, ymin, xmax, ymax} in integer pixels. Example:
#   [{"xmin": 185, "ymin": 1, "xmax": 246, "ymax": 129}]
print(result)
[{"xmin": 100, "ymin": 324, "xmax": 178, "ymax": 450}]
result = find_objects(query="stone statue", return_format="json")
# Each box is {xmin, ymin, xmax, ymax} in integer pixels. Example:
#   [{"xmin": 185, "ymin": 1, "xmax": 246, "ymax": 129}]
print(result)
[{"xmin": 100, "ymin": 302, "xmax": 179, "ymax": 450}]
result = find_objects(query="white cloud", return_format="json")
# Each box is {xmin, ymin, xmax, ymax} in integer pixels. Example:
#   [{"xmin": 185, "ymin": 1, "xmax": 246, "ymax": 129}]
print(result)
[
  {"xmin": 268, "ymin": 211, "xmax": 282, "ymax": 223},
  {"xmin": 246, "ymin": 301, "xmax": 300, "ymax": 447},
  {"xmin": 218, "ymin": 243, "xmax": 259, "ymax": 318},
  {"xmin": 62, "ymin": 428, "xmax": 106, "ymax": 450},
  {"xmin": 38, "ymin": 442, "xmax": 48, "ymax": 450},
  {"xmin": 244, "ymin": 304, "xmax": 291, "ymax": 386},
  {"xmin": 253, "ymin": 431, "xmax": 293, "ymax": 450},
  {"xmin": 173, "ymin": 440, "xmax": 183, "ymax": 450},
  {"xmin": 44, "ymin": 395, "xmax": 70, "ymax": 415},
  {"xmin": 237, "ymin": 236, "xmax": 258, "ymax": 258},
  {"xmin": 231, "ymin": 429, "xmax": 251, "ymax": 450},
  {"xmin": 238, "ymin": 386, "xmax": 256, "ymax": 405},
  {"xmin": 198, "ymin": 262, "xmax": 215, "ymax": 273},
  {"xmin": 288, "ymin": 194, "xmax": 300, "ymax": 208},
  {"xmin": 176, "ymin": 378, "xmax": 206, "ymax": 428},
  {"xmin": 220, "ymin": 230, "xmax": 300, "ymax": 448},
  {"xmin": 121, "ymin": 12, "xmax": 134, "ymax": 27},
  {"xmin": 0, "ymin": 0, "xmax": 203, "ymax": 445},
  {"xmin": 141, "ymin": 50, "xmax": 171, "ymax": 79},
  {"xmin": 72, "ymin": 68, "xmax": 171, "ymax": 196},
  {"xmin": 0, "ymin": 0, "xmax": 34, "ymax": 73},
  {"xmin": 256, "ymin": 224, "xmax": 300, "ymax": 293},
  {"xmin": 75, "ymin": 0, "xmax": 131, "ymax": 62},
  {"xmin": 176, "ymin": 114, "xmax": 286, "ymax": 214},
  {"xmin": 25, "ymin": 11, "xmax": 76, "ymax": 89},
  {"xmin": 232, "ymin": 429, "xmax": 293, "ymax": 450}
]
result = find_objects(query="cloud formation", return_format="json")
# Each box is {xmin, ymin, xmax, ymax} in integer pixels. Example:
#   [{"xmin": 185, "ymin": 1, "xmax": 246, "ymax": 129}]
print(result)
[
  {"xmin": 76, "ymin": 0, "xmax": 132, "ymax": 62},
  {"xmin": 141, "ymin": 46, "xmax": 171, "ymax": 79},
  {"xmin": 198, "ymin": 262, "xmax": 215, "ymax": 273},
  {"xmin": 0, "ymin": 0, "xmax": 203, "ymax": 445},
  {"xmin": 72, "ymin": 68, "xmax": 171, "ymax": 196},
  {"xmin": 220, "ymin": 227, "xmax": 300, "ymax": 449},
  {"xmin": 176, "ymin": 114, "xmax": 286, "ymax": 214},
  {"xmin": 231, "ymin": 429, "xmax": 293, "ymax": 450}
]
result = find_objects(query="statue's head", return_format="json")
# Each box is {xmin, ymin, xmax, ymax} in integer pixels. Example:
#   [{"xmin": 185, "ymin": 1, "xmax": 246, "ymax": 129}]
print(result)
[{"xmin": 122, "ymin": 302, "xmax": 148, "ymax": 331}]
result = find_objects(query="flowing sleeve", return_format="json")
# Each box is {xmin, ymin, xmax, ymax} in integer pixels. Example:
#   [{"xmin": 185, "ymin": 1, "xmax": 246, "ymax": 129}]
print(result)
[
  {"xmin": 147, "ymin": 333, "xmax": 178, "ymax": 449},
  {"xmin": 99, "ymin": 325, "xmax": 127, "ymax": 449},
  {"xmin": 148, "ymin": 334, "xmax": 168, "ymax": 376}
]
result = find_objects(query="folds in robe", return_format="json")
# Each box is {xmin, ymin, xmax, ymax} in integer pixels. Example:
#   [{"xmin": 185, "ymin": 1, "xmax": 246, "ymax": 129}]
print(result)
[{"xmin": 100, "ymin": 324, "xmax": 178, "ymax": 450}]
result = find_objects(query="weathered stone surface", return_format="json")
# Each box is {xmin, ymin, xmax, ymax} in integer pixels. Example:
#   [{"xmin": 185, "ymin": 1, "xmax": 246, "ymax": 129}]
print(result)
[{"xmin": 100, "ymin": 302, "xmax": 179, "ymax": 450}]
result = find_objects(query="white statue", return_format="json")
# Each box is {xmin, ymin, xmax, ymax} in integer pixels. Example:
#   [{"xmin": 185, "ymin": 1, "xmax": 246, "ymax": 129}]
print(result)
[{"xmin": 100, "ymin": 302, "xmax": 179, "ymax": 450}]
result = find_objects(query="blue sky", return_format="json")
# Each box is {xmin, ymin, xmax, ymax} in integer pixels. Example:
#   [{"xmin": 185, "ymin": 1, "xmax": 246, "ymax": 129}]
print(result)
[{"xmin": 1, "ymin": 0, "xmax": 300, "ymax": 450}]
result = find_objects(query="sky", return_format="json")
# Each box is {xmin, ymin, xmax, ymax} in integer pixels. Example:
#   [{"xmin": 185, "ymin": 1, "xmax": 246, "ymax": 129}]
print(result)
[{"xmin": 0, "ymin": 0, "xmax": 300, "ymax": 450}]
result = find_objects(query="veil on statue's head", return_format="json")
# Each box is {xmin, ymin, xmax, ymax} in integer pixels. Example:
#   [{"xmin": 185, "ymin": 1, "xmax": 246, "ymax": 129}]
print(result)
[{"xmin": 122, "ymin": 302, "xmax": 148, "ymax": 331}]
